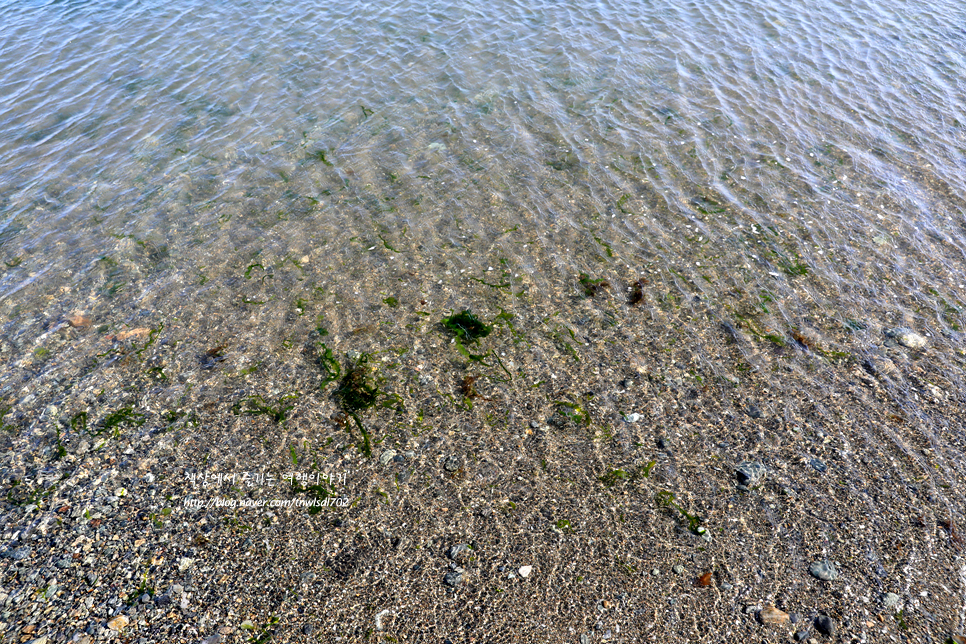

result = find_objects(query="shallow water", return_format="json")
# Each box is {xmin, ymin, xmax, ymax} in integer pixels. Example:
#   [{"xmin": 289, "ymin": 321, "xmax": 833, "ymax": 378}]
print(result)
[{"xmin": 3, "ymin": 0, "xmax": 966, "ymax": 637}]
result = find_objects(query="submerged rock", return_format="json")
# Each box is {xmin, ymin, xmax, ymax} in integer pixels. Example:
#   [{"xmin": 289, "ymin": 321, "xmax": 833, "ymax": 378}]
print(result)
[
  {"xmin": 884, "ymin": 327, "xmax": 927, "ymax": 349},
  {"xmin": 735, "ymin": 461, "xmax": 767, "ymax": 486},
  {"xmin": 759, "ymin": 605, "xmax": 790, "ymax": 625}
]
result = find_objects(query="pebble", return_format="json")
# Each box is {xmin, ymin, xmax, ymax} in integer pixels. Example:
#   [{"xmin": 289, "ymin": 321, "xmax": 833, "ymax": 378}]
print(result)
[
  {"xmin": 68, "ymin": 314, "xmax": 93, "ymax": 328},
  {"xmin": 443, "ymin": 455, "xmax": 462, "ymax": 472},
  {"xmin": 443, "ymin": 571, "xmax": 462, "ymax": 587},
  {"xmin": 759, "ymin": 605, "xmax": 790, "ymax": 625},
  {"xmin": 624, "ymin": 413, "xmax": 643, "ymax": 423},
  {"xmin": 884, "ymin": 327, "xmax": 927, "ymax": 349},
  {"xmin": 794, "ymin": 630, "xmax": 809, "ymax": 641},
  {"xmin": 107, "ymin": 616, "xmax": 129, "ymax": 631},
  {"xmin": 735, "ymin": 461, "xmax": 766, "ymax": 486},
  {"xmin": 519, "ymin": 565, "xmax": 532, "ymax": 578},
  {"xmin": 809, "ymin": 458, "xmax": 827, "ymax": 473},
  {"xmin": 881, "ymin": 592, "xmax": 901, "ymax": 609},
  {"xmin": 447, "ymin": 544, "xmax": 470, "ymax": 560},
  {"xmin": 672, "ymin": 564, "xmax": 685, "ymax": 575},
  {"xmin": 809, "ymin": 560, "xmax": 838, "ymax": 581},
  {"xmin": 379, "ymin": 449, "xmax": 397, "ymax": 466},
  {"xmin": 6, "ymin": 546, "xmax": 30, "ymax": 561},
  {"xmin": 814, "ymin": 614, "xmax": 835, "ymax": 636}
]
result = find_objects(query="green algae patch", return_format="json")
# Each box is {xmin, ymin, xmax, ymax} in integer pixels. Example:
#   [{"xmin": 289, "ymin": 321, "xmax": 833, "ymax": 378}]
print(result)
[{"xmin": 441, "ymin": 310, "xmax": 492, "ymax": 343}]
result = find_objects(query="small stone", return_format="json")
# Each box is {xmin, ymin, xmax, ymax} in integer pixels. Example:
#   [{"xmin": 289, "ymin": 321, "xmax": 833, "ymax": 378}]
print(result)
[
  {"xmin": 651, "ymin": 568, "xmax": 660, "ymax": 576},
  {"xmin": 672, "ymin": 564, "xmax": 685, "ymax": 575},
  {"xmin": 379, "ymin": 449, "xmax": 397, "ymax": 466},
  {"xmin": 115, "ymin": 328, "xmax": 151, "ymax": 341},
  {"xmin": 881, "ymin": 592, "xmax": 901, "ymax": 609},
  {"xmin": 744, "ymin": 402, "xmax": 764, "ymax": 418},
  {"xmin": 624, "ymin": 413, "xmax": 643, "ymax": 423},
  {"xmin": 443, "ymin": 571, "xmax": 462, "ymax": 587},
  {"xmin": 794, "ymin": 630, "xmax": 809, "ymax": 642},
  {"xmin": 519, "ymin": 565, "xmax": 532, "ymax": 578},
  {"xmin": 759, "ymin": 605, "xmax": 790, "ymax": 625},
  {"xmin": 814, "ymin": 615, "xmax": 835, "ymax": 636},
  {"xmin": 809, "ymin": 459, "xmax": 827, "ymax": 473},
  {"xmin": 447, "ymin": 544, "xmax": 470, "ymax": 560},
  {"xmin": 7, "ymin": 546, "xmax": 30, "ymax": 561},
  {"xmin": 154, "ymin": 595, "xmax": 172, "ymax": 607},
  {"xmin": 656, "ymin": 436, "xmax": 670, "ymax": 450},
  {"xmin": 68, "ymin": 314, "xmax": 93, "ymax": 328},
  {"xmin": 809, "ymin": 560, "xmax": 838, "ymax": 581},
  {"xmin": 735, "ymin": 461, "xmax": 766, "ymax": 486},
  {"xmin": 107, "ymin": 616, "xmax": 129, "ymax": 631},
  {"xmin": 28, "ymin": 638, "xmax": 48, "ymax": 644},
  {"xmin": 884, "ymin": 327, "xmax": 927, "ymax": 349},
  {"xmin": 529, "ymin": 420, "xmax": 540, "ymax": 429},
  {"xmin": 443, "ymin": 455, "xmax": 462, "ymax": 472}
]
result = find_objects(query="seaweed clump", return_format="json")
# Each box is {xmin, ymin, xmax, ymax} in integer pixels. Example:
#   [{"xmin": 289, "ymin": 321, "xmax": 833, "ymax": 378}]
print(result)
[
  {"xmin": 332, "ymin": 353, "xmax": 403, "ymax": 457},
  {"xmin": 441, "ymin": 310, "xmax": 492, "ymax": 343},
  {"xmin": 335, "ymin": 354, "xmax": 381, "ymax": 413},
  {"xmin": 578, "ymin": 273, "xmax": 610, "ymax": 297}
]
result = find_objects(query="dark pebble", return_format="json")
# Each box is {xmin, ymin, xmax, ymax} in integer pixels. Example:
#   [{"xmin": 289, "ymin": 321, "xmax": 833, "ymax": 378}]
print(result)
[
  {"xmin": 794, "ymin": 630, "xmax": 809, "ymax": 641},
  {"xmin": 745, "ymin": 403, "xmax": 763, "ymax": 419},
  {"xmin": 656, "ymin": 436, "xmax": 670, "ymax": 450},
  {"xmin": 789, "ymin": 612, "xmax": 799, "ymax": 624},
  {"xmin": 815, "ymin": 614, "xmax": 835, "ymax": 635},
  {"xmin": 154, "ymin": 595, "xmax": 172, "ymax": 607},
  {"xmin": 810, "ymin": 458, "xmax": 827, "ymax": 473}
]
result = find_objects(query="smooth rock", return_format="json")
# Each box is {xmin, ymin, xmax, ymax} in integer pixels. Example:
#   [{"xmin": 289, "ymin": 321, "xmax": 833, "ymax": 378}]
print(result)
[
  {"xmin": 447, "ymin": 544, "xmax": 470, "ymax": 560},
  {"xmin": 884, "ymin": 327, "xmax": 927, "ymax": 349},
  {"xmin": 735, "ymin": 461, "xmax": 766, "ymax": 486},
  {"xmin": 68, "ymin": 314, "xmax": 93, "ymax": 329},
  {"xmin": 814, "ymin": 615, "xmax": 835, "ymax": 636},
  {"xmin": 443, "ymin": 571, "xmax": 462, "ymax": 587},
  {"xmin": 759, "ymin": 605, "xmax": 790, "ymax": 625},
  {"xmin": 881, "ymin": 592, "xmax": 901, "ymax": 609},
  {"xmin": 809, "ymin": 459, "xmax": 827, "ymax": 473},
  {"xmin": 379, "ymin": 449, "xmax": 397, "ymax": 466},
  {"xmin": 624, "ymin": 413, "xmax": 643, "ymax": 423},
  {"xmin": 443, "ymin": 455, "xmax": 462, "ymax": 472},
  {"xmin": 107, "ymin": 616, "xmax": 129, "ymax": 631},
  {"xmin": 808, "ymin": 560, "xmax": 838, "ymax": 581},
  {"xmin": 519, "ymin": 565, "xmax": 532, "ymax": 578}
]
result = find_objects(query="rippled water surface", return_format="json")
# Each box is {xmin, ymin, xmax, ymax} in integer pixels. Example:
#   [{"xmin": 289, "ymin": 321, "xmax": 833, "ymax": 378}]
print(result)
[{"xmin": 4, "ymin": 0, "xmax": 966, "ymax": 637}]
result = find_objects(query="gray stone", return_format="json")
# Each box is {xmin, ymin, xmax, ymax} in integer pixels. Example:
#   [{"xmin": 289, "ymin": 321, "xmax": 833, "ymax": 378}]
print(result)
[
  {"xmin": 443, "ymin": 571, "xmax": 462, "ymax": 587},
  {"xmin": 735, "ymin": 461, "xmax": 766, "ymax": 486},
  {"xmin": 378, "ymin": 450, "xmax": 397, "ymax": 466},
  {"xmin": 6, "ymin": 546, "xmax": 30, "ymax": 561},
  {"xmin": 154, "ymin": 595, "xmax": 172, "ymax": 607},
  {"xmin": 672, "ymin": 564, "xmax": 685, "ymax": 575},
  {"xmin": 809, "ymin": 459, "xmax": 827, "ymax": 473},
  {"xmin": 794, "ymin": 630, "xmax": 809, "ymax": 642},
  {"xmin": 881, "ymin": 592, "xmax": 901, "ymax": 609},
  {"xmin": 808, "ymin": 560, "xmax": 838, "ymax": 581},
  {"xmin": 624, "ymin": 413, "xmax": 643, "ymax": 423},
  {"xmin": 443, "ymin": 455, "xmax": 461, "ymax": 472},
  {"xmin": 884, "ymin": 327, "xmax": 927, "ymax": 349},
  {"xmin": 447, "ymin": 544, "xmax": 470, "ymax": 560},
  {"xmin": 814, "ymin": 615, "xmax": 834, "ymax": 635}
]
